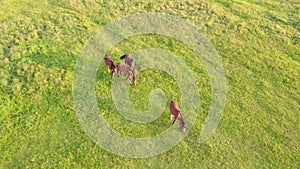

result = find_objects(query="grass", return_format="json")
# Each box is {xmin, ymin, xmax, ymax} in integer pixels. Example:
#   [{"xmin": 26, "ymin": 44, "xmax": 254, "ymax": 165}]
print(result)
[{"xmin": 0, "ymin": 0, "xmax": 299, "ymax": 168}]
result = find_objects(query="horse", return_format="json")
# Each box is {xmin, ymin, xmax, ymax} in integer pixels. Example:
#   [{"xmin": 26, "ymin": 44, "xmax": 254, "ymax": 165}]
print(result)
[
  {"xmin": 116, "ymin": 62, "xmax": 136, "ymax": 85},
  {"xmin": 104, "ymin": 54, "xmax": 116, "ymax": 75},
  {"xmin": 170, "ymin": 100, "xmax": 186, "ymax": 132},
  {"xmin": 120, "ymin": 54, "xmax": 134, "ymax": 68}
]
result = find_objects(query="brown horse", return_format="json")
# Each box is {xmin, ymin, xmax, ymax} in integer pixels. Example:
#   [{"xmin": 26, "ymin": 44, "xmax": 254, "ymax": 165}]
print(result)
[
  {"xmin": 120, "ymin": 54, "xmax": 134, "ymax": 68},
  {"xmin": 104, "ymin": 54, "xmax": 116, "ymax": 75},
  {"xmin": 170, "ymin": 100, "xmax": 186, "ymax": 132},
  {"xmin": 116, "ymin": 62, "xmax": 136, "ymax": 85}
]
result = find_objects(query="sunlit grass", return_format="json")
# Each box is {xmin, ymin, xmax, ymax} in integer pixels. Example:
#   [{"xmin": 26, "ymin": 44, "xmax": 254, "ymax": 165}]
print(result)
[{"xmin": 0, "ymin": 0, "xmax": 299, "ymax": 168}]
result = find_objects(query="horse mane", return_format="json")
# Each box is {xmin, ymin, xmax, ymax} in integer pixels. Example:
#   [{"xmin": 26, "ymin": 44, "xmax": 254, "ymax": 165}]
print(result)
[{"xmin": 120, "ymin": 54, "xmax": 127, "ymax": 59}]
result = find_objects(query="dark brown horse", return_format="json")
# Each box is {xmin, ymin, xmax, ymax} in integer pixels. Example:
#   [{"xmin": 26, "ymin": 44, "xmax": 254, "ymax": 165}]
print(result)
[
  {"xmin": 104, "ymin": 54, "xmax": 116, "ymax": 75},
  {"xmin": 170, "ymin": 100, "xmax": 186, "ymax": 132}
]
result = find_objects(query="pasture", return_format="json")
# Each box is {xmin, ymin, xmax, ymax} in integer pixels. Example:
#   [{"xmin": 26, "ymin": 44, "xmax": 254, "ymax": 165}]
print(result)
[{"xmin": 0, "ymin": 0, "xmax": 299, "ymax": 168}]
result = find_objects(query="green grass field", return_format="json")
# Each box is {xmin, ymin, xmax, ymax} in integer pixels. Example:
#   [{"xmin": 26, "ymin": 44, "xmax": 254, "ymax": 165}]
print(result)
[{"xmin": 1, "ymin": 0, "xmax": 299, "ymax": 168}]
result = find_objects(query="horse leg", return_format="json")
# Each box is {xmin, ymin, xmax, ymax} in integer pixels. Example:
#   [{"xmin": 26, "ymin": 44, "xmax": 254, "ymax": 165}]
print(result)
[
  {"xmin": 172, "ymin": 118, "xmax": 176, "ymax": 124},
  {"xmin": 127, "ymin": 73, "xmax": 132, "ymax": 81},
  {"xmin": 112, "ymin": 70, "xmax": 115, "ymax": 77},
  {"xmin": 117, "ymin": 69, "xmax": 121, "ymax": 76}
]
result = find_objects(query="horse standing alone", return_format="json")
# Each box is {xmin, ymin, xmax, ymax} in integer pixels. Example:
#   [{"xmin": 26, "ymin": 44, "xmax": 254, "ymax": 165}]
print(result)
[{"xmin": 170, "ymin": 100, "xmax": 186, "ymax": 132}]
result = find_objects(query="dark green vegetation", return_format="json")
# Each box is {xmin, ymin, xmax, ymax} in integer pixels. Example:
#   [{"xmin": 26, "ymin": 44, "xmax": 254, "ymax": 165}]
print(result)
[{"xmin": 1, "ymin": 0, "xmax": 299, "ymax": 168}]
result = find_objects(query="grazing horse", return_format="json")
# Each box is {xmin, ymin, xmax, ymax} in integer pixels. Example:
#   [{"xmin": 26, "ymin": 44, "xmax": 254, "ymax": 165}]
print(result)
[
  {"xmin": 120, "ymin": 54, "xmax": 134, "ymax": 68},
  {"xmin": 170, "ymin": 100, "xmax": 186, "ymax": 132},
  {"xmin": 116, "ymin": 62, "xmax": 136, "ymax": 85},
  {"xmin": 104, "ymin": 54, "xmax": 116, "ymax": 75}
]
